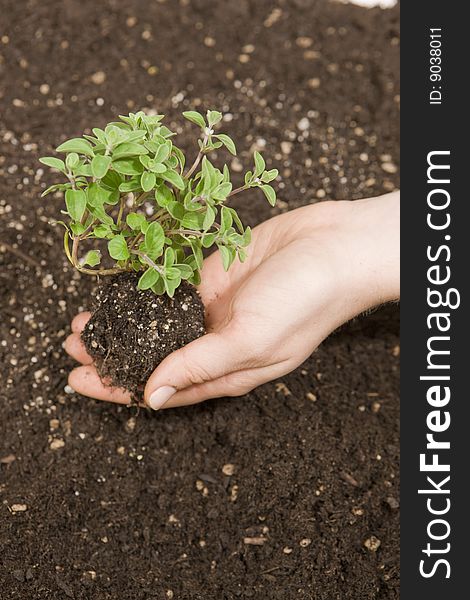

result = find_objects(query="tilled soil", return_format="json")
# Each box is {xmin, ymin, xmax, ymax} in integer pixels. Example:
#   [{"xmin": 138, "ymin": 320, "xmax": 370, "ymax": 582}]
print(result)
[{"xmin": 0, "ymin": 0, "xmax": 399, "ymax": 598}]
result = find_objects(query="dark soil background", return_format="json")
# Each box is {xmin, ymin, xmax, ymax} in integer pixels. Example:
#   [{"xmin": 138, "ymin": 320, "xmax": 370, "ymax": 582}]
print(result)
[{"xmin": 0, "ymin": 1, "xmax": 400, "ymax": 598}]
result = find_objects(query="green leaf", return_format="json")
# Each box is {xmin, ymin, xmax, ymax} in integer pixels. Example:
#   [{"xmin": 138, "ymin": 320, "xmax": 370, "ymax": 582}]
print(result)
[
  {"xmin": 93, "ymin": 224, "xmax": 113, "ymax": 238},
  {"xmin": 65, "ymin": 189, "xmax": 87, "ymax": 222},
  {"xmin": 181, "ymin": 212, "xmax": 205, "ymax": 230},
  {"xmin": 220, "ymin": 206, "xmax": 233, "ymax": 233},
  {"xmin": 175, "ymin": 264, "xmax": 194, "ymax": 280},
  {"xmin": 227, "ymin": 207, "xmax": 244, "ymax": 232},
  {"xmin": 261, "ymin": 168, "xmax": 278, "ymax": 183},
  {"xmin": 39, "ymin": 157, "xmax": 66, "ymax": 172},
  {"xmin": 151, "ymin": 277, "xmax": 166, "ymax": 295},
  {"xmin": 153, "ymin": 144, "xmax": 171, "ymax": 163},
  {"xmin": 89, "ymin": 202, "xmax": 114, "ymax": 226},
  {"xmin": 243, "ymin": 226, "xmax": 252, "ymax": 245},
  {"xmin": 82, "ymin": 250, "xmax": 101, "ymax": 267},
  {"xmin": 144, "ymin": 222, "xmax": 165, "ymax": 258},
  {"xmin": 182, "ymin": 111, "xmax": 206, "ymax": 129},
  {"xmin": 141, "ymin": 171, "xmax": 156, "ymax": 192},
  {"xmin": 126, "ymin": 212, "xmax": 146, "ymax": 231},
  {"xmin": 155, "ymin": 184, "xmax": 174, "ymax": 208},
  {"xmin": 88, "ymin": 183, "xmax": 119, "ymax": 206},
  {"xmin": 212, "ymin": 182, "xmax": 232, "ymax": 201},
  {"xmin": 92, "ymin": 128, "xmax": 107, "ymax": 145},
  {"xmin": 238, "ymin": 248, "xmax": 247, "ymax": 263},
  {"xmin": 108, "ymin": 235, "xmax": 130, "ymax": 260},
  {"xmin": 112, "ymin": 157, "xmax": 144, "ymax": 176},
  {"xmin": 65, "ymin": 153, "xmax": 80, "ymax": 170},
  {"xmin": 70, "ymin": 222, "xmax": 86, "ymax": 236},
  {"xmin": 203, "ymin": 205, "xmax": 216, "ymax": 230},
  {"xmin": 207, "ymin": 110, "xmax": 222, "ymax": 127},
  {"xmin": 201, "ymin": 232, "xmax": 217, "ymax": 248},
  {"xmin": 112, "ymin": 142, "xmax": 149, "ymax": 159},
  {"xmin": 118, "ymin": 178, "xmax": 142, "ymax": 193},
  {"xmin": 166, "ymin": 201, "xmax": 185, "ymax": 221},
  {"xmin": 189, "ymin": 239, "xmax": 204, "ymax": 269},
  {"xmin": 75, "ymin": 163, "xmax": 93, "ymax": 177},
  {"xmin": 164, "ymin": 247, "xmax": 176, "ymax": 268},
  {"xmin": 163, "ymin": 275, "xmax": 180, "ymax": 298},
  {"xmin": 215, "ymin": 134, "xmax": 236, "ymax": 155},
  {"xmin": 254, "ymin": 151, "xmax": 266, "ymax": 177},
  {"xmin": 138, "ymin": 268, "xmax": 160, "ymax": 290},
  {"xmin": 101, "ymin": 170, "xmax": 123, "ymax": 190},
  {"xmin": 91, "ymin": 155, "xmax": 112, "ymax": 179},
  {"xmin": 41, "ymin": 183, "xmax": 70, "ymax": 197},
  {"xmin": 260, "ymin": 184, "xmax": 276, "ymax": 206},
  {"xmin": 56, "ymin": 138, "xmax": 94, "ymax": 157},
  {"xmin": 148, "ymin": 161, "xmax": 167, "ymax": 174},
  {"xmin": 161, "ymin": 170, "xmax": 185, "ymax": 191},
  {"xmin": 219, "ymin": 245, "xmax": 234, "ymax": 271},
  {"xmin": 172, "ymin": 146, "xmax": 186, "ymax": 171}
]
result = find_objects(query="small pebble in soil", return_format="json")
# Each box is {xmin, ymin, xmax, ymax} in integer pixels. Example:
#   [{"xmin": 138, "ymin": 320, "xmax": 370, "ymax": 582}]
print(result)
[
  {"xmin": 275, "ymin": 382, "xmax": 291, "ymax": 396},
  {"xmin": 222, "ymin": 463, "xmax": 235, "ymax": 476},
  {"xmin": 308, "ymin": 77, "xmax": 321, "ymax": 89},
  {"xmin": 244, "ymin": 537, "xmax": 266, "ymax": 546},
  {"xmin": 364, "ymin": 536, "xmax": 381, "ymax": 552},
  {"xmin": 230, "ymin": 485, "xmax": 238, "ymax": 502},
  {"xmin": 381, "ymin": 162, "xmax": 397, "ymax": 174},
  {"xmin": 0, "ymin": 454, "xmax": 16, "ymax": 465},
  {"xmin": 49, "ymin": 438, "xmax": 65, "ymax": 450},
  {"xmin": 49, "ymin": 418, "xmax": 60, "ymax": 430},
  {"xmin": 90, "ymin": 71, "xmax": 106, "ymax": 85},
  {"xmin": 280, "ymin": 141, "xmax": 293, "ymax": 155}
]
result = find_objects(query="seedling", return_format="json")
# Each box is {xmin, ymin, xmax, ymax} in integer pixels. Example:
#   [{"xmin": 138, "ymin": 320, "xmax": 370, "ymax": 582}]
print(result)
[{"xmin": 40, "ymin": 110, "xmax": 278, "ymax": 297}]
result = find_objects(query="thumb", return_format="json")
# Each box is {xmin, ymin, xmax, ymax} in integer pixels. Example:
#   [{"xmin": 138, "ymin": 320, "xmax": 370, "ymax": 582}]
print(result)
[{"xmin": 144, "ymin": 331, "xmax": 243, "ymax": 410}]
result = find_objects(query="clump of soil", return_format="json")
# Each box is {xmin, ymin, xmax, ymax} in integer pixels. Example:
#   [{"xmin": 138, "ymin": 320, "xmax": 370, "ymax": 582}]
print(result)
[{"xmin": 81, "ymin": 272, "xmax": 205, "ymax": 397}]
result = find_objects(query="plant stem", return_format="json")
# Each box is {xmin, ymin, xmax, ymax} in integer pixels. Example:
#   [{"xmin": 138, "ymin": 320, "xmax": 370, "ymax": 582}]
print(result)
[
  {"xmin": 184, "ymin": 133, "xmax": 209, "ymax": 179},
  {"xmin": 228, "ymin": 184, "xmax": 249, "ymax": 197},
  {"xmin": 117, "ymin": 196, "xmax": 126, "ymax": 227},
  {"xmin": 131, "ymin": 249, "xmax": 164, "ymax": 274},
  {"xmin": 67, "ymin": 232, "xmax": 127, "ymax": 277}
]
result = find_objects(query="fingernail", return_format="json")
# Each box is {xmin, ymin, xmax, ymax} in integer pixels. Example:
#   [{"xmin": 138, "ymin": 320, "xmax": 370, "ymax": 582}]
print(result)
[{"xmin": 148, "ymin": 386, "xmax": 177, "ymax": 410}]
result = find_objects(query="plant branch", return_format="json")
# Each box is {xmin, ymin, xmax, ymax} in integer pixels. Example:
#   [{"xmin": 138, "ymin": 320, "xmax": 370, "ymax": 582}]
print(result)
[
  {"xmin": 184, "ymin": 133, "xmax": 209, "ymax": 179},
  {"xmin": 228, "ymin": 184, "xmax": 249, "ymax": 197},
  {"xmin": 131, "ymin": 249, "xmax": 164, "ymax": 274}
]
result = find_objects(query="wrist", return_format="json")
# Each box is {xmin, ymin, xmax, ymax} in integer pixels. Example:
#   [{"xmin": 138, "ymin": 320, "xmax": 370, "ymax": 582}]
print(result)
[{"xmin": 336, "ymin": 193, "xmax": 400, "ymax": 313}]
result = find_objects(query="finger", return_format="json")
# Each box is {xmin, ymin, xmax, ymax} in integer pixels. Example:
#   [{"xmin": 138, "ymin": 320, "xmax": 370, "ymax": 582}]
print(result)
[
  {"xmin": 71, "ymin": 312, "xmax": 92, "ymax": 334},
  {"xmin": 64, "ymin": 333, "xmax": 93, "ymax": 365},
  {"xmin": 161, "ymin": 362, "xmax": 288, "ymax": 409},
  {"xmin": 68, "ymin": 364, "xmax": 132, "ymax": 404},
  {"xmin": 144, "ymin": 329, "xmax": 250, "ymax": 410}
]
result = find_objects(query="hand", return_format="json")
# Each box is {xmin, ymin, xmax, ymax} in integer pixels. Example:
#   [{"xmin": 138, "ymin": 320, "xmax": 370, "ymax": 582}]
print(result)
[{"xmin": 65, "ymin": 192, "xmax": 400, "ymax": 409}]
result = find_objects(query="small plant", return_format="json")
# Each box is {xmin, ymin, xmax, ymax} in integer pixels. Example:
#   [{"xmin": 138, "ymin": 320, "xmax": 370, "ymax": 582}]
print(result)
[{"xmin": 40, "ymin": 110, "xmax": 278, "ymax": 297}]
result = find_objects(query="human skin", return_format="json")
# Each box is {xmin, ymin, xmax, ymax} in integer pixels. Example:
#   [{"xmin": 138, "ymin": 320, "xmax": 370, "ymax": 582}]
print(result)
[{"xmin": 65, "ymin": 191, "xmax": 400, "ymax": 409}]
